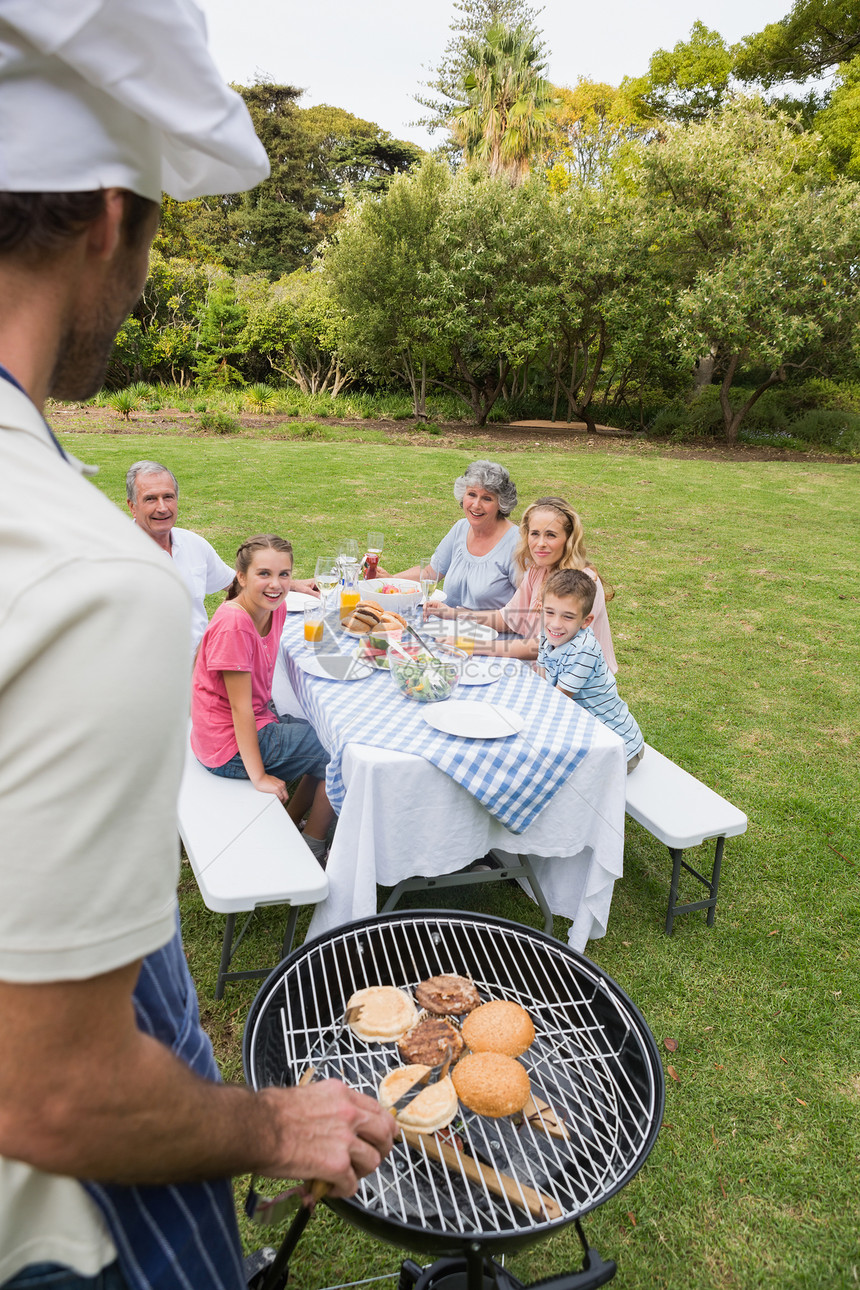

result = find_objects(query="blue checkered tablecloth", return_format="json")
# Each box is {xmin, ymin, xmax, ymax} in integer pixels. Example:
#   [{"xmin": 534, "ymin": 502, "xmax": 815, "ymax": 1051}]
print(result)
[{"xmin": 280, "ymin": 617, "xmax": 597, "ymax": 834}]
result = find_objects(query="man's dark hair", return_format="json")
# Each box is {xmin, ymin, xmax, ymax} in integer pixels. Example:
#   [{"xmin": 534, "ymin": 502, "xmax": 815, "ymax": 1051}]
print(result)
[
  {"xmin": 543, "ymin": 567, "xmax": 596, "ymax": 616},
  {"xmin": 0, "ymin": 190, "xmax": 158, "ymax": 258}
]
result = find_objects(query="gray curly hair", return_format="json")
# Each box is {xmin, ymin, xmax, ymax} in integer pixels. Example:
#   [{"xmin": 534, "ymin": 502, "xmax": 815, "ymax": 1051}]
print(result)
[{"xmin": 453, "ymin": 460, "xmax": 517, "ymax": 517}]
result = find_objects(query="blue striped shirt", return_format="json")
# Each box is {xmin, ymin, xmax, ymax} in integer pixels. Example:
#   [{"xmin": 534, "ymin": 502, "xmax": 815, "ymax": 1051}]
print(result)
[{"xmin": 538, "ymin": 626, "xmax": 644, "ymax": 761}]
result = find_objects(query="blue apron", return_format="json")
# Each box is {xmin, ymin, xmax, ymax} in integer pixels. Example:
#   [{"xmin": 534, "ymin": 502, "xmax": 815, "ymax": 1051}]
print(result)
[{"xmin": 82, "ymin": 924, "xmax": 246, "ymax": 1290}]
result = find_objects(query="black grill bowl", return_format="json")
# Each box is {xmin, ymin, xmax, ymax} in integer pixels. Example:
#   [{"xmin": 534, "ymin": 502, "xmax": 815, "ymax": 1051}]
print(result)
[{"xmin": 243, "ymin": 910, "xmax": 664, "ymax": 1258}]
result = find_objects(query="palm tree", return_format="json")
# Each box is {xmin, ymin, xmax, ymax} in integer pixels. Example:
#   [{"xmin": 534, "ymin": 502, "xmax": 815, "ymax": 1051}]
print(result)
[{"xmin": 451, "ymin": 23, "xmax": 556, "ymax": 184}]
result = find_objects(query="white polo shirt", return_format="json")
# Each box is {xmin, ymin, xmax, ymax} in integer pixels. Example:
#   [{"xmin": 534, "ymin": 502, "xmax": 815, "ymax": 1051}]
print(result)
[
  {"xmin": 169, "ymin": 526, "xmax": 234, "ymax": 650},
  {"xmin": 0, "ymin": 380, "xmax": 191, "ymax": 1280}
]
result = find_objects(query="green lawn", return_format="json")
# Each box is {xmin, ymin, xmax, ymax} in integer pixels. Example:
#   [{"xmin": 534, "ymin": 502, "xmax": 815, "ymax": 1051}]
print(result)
[{"xmin": 66, "ymin": 431, "xmax": 860, "ymax": 1290}]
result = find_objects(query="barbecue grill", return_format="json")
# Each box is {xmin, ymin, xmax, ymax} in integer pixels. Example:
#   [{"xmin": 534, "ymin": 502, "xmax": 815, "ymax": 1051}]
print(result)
[{"xmin": 243, "ymin": 911, "xmax": 664, "ymax": 1290}]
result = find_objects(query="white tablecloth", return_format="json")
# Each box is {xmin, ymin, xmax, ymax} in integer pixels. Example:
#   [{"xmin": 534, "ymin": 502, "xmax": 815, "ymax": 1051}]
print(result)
[{"xmin": 276, "ymin": 629, "xmax": 626, "ymax": 952}]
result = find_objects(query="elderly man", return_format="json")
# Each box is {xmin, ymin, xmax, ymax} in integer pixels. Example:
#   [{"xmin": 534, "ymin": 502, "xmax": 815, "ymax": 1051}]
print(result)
[
  {"xmin": 0, "ymin": 6, "xmax": 395, "ymax": 1290},
  {"xmin": 127, "ymin": 459, "xmax": 320, "ymax": 652},
  {"xmin": 126, "ymin": 460, "xmax": 234, "ymax": 651}
]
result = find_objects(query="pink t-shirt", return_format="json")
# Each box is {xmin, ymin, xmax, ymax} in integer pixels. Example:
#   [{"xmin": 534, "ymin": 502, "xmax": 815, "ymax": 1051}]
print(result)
[
  {"xmin": 190, "ymin": 599, "xmax": 287, "ymax": 767},
  {"xmin": 500, "ymin": 565, "xmax": 618, "ymax": 673}
]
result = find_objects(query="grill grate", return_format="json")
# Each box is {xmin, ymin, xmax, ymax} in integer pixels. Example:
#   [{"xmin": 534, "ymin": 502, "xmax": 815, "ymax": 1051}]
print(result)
[{"xmin": 245, "ymin": 912, "xmax": 662, "ymax": 1251}]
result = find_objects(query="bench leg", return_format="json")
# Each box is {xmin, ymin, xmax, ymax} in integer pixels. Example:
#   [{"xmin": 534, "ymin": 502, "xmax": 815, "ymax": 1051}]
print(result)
[
  {"xmin": 707, "ymin": 836, "xmax": 725, "ymax": 928},
  {"xmin": 665, "ymin": 837, "xmax": 725, "ymax": 934},
  {"xmin": 216, "ymin": 913, "xmax": 237, "ymax": 1001},
  {"xmin": 282, "ymin": 905, "xmax": 299, "ymax": 957}
]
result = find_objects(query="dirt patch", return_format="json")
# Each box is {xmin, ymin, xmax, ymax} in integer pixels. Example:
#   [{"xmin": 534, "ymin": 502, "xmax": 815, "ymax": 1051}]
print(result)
[{"xmin": 49, "ymin": 407, "xmax": 858, "ymax": 464}]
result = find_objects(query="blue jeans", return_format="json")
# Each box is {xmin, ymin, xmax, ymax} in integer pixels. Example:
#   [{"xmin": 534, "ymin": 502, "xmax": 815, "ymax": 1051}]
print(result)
[
  {"xmin": 209, "ymin": 713, "xmax": 329, "ymax": 782},
  {"xmin": 1, "ymin": 1262, "xmax": 129, "ymax": 1290}
]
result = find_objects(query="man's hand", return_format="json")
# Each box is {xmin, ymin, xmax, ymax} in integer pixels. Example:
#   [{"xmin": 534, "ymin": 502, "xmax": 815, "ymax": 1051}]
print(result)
[
  {"xmin": 291, "ymin": 577, "xmax": 320, "ymax": 599},
  {"xmin": 0, "ymin": 964, "xmax": 397, "ymax": 1190},
  {"xmin": 256, "ymin": 1081, "xmax": 398, "ymax": 1197}
]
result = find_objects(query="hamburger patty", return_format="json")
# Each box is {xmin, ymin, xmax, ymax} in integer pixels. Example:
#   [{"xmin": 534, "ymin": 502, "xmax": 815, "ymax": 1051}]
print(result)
[
  {"xmin": 397, "ymin": 1017, "xmax": 464, "ymax": 1066},
  {"xmin": 415, "ymin": 974, "xmax": 481, "ymax": 1016}
]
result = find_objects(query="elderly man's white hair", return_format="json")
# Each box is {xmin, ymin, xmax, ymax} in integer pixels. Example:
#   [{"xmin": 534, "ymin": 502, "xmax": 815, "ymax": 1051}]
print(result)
[
  {"xmin": 0, "ymin": 0, "xmax": 269, "ymax": 201},
  {"xmin": 126, "ymin": 461, "xmax": 179, "ymax": 504}
]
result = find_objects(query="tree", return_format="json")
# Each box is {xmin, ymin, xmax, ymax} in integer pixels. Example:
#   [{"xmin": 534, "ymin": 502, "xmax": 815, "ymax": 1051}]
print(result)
[
  {"xmin": 241, "ymin": 268, "xmax": 354, "ymax": 397},
  {"xmin": 419, "ymin": 172, "xmax": 557, "ymax": 423},
  {"xmin": 452, "ymin": 23, "xmax": 556, "ymax": 183},
  {"xmin": 413, "ymin": 0, "xmax": 545, "ymax": 141},
  {"xmin": 624, "ymin": 21, "xmax": 734, "ymax": 125},
  {"xmin": 733, "ymin": 0, "xmax": 860, "ymax": 85},
  {"xmin": 814, "ymin": 55, "xmax": 860, "ymax": 177},
  {"xmin": 155, "ymin": 86, "xmax": 422, "ymax": 279},
  {"xmin": 324, "ymin": 159, "xmax": 452, "ymax": 417},
  {"xmin": 632, "ymin": 99, "xmax": 860, "ymax": 440},
  {"xmin": 542, "ymin": 79, "xmax": 652, "ymax": 189},
  {"xmin": 193, "ymin": 280, "xmax": 247, "ymax": 386}
]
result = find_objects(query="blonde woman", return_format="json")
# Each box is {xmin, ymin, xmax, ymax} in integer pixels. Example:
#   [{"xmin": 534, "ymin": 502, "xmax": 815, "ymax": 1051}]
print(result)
[{"xmin": 433, "ymin": 497, "xmax": 617, "ymax": 670}]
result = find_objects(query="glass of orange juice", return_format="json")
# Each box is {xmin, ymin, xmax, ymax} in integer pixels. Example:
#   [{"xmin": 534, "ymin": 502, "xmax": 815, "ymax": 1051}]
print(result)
[
  {"xmin": 340, "ymin": 566, "xmax": 360, "ymax": 620},
  {"xmin": 303, "ymin": 603, "xmax": 324, "ymax": 649}
]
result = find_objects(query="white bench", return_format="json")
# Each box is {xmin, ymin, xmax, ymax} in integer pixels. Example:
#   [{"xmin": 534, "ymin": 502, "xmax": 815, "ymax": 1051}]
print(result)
[
  {"xmin": 625, "ymin": 744, "xmax": 747, "ymax": 934},
  {"xmin": 177, "ymin": 734, "xmax": 328, "ymax": 997}
]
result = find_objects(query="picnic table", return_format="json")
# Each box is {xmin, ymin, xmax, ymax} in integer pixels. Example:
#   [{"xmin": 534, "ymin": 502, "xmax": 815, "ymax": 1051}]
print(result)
[{"xmin": 277, "ymin": 614, "xmax": 627, "ymax": 951}]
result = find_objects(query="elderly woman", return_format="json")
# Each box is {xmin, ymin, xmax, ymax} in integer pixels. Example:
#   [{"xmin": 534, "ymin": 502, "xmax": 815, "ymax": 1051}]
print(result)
[
  {"xmin": 435, "ymin": 496, "xmax": 617, "ymax": 671},
  {"xmin": 392, "ymin": 460, "xmax": 519, "ymax": 610}
]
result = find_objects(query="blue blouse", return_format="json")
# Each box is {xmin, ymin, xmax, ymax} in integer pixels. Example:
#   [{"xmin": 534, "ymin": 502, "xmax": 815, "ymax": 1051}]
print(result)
[{"xmin": 432, "ymin": 519, "xmax": 519, "ymax": 610}]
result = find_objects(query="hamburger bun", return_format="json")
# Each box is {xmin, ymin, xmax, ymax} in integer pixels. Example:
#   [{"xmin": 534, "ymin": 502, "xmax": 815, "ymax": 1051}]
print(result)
[
  {"xmin": 461, "ymin": 1001, "xmax": 534, "ymax": 1057},
  {"xmin": 347, "ymin": 986, "xmax": 418, "ymax": 1042},
  {"xmin": 342, "ymin": 601, "xmax": 385, "ymax": 633},
  {"xmin": 452, "ymin": 1051, "xmax": 531, "ymax": 1118},
  {"xmin": 378, "ymin": 1064, "xmax": 458, "ymax": 1132}
]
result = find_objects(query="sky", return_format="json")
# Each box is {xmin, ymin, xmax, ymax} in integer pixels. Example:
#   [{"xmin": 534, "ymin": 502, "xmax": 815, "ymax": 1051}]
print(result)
[{"xmin": 198, "ymin": 0, "xmax": 796, "ymax": 150}]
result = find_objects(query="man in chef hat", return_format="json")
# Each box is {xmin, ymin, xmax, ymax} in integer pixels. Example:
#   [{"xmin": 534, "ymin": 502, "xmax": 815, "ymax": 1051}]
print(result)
[{"xmin": 0, "ymin": 6, "xmax": 396, "ymax": 1290}]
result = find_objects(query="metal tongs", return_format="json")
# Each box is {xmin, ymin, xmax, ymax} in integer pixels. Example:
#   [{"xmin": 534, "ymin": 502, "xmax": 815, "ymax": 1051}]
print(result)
[
  {"xmin": 245, "ymin": 1004, "xmax": 362, "ymax": 1228},
  {"xmin": 388, "ymin": 1045, "xmax": 455, "ymax": 1119}
]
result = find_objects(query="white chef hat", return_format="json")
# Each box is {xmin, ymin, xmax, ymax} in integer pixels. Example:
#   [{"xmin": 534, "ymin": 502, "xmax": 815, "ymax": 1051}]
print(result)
[{"xmin": 0, "ymin": 0, "xmax": 270, "ymax": 201}]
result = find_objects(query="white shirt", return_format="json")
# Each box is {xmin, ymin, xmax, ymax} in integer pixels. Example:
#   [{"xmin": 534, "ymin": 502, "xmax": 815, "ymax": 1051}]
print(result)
[
  {"xmin": 0, "ymin": 379, "xmax": 191, "ymax": 1280},
  {"xmin": 169, "ymin": 526, "xmax": 234, "ymax": 651}
]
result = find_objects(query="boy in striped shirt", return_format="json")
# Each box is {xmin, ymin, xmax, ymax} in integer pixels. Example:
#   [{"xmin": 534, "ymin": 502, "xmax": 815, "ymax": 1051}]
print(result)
[{"xmin": 537, "ymin": 568, "xmax": 645, "ymax": 773}]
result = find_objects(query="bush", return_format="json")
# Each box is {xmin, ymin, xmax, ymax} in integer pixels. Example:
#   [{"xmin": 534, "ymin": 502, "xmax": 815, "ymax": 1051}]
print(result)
[
  {"xmin": 785, "ymin": 409, "xmax": 860, "ymax": 450},
  {"xmin": 246, "ymin": 383, "xmax": 277, "ymax": 414},
  {"xmin": 649, "ymin": 402, "xmax": 690, "ymax": 438},
  {"xmin": 198, "ymin": 411, "xmax": 239, "ymax": 434},
  {"xmin": 107, "ymin": 389, "xmax": 140, "ymax": 420}
]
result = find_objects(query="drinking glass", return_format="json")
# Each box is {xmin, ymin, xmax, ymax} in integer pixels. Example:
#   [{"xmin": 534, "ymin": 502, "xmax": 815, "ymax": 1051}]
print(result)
[
  {"xmin": 418, "ymin": 557, "xmax": 437, "ymax": 605},
  {"xmin": 337, "ymin": 539, "xmax": 359, "ymax": 570},
  {"xmin": 303, "ymin": 602, "xmax": 324, "ymax": 650},
  {"xmin": 367, "ymin": 531, "xmax": 384, "ymax": 557},
  {"xmin": 314, "ymin": 555, "xmax": 339, "ymax": 617},
  {"xmin": 340, "ymin": 564, "xmax": 361, "ymax": 621}
]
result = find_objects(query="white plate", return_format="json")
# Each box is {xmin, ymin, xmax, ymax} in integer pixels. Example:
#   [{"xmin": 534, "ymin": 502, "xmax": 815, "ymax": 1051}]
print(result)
[
  {"xmin": 421, "ymin": 701, "xmax": 524, "ymax": 738},
  {"xmin": 293, "ymin": 650, "xmax": 373, "ymax": 682},
  {"xmin": 425, "ymin": 617, "xmax": 499, "ymax": 642},
  {"xmin": 426, "ymin": 589, "xmax": 448, "ymax": 604},
  {"xmin": 286, "ymin": 590, "xmax": 321, "ymax": 612},
  {"xmin": 458, "ymin": 658, "xmax": 506, "ymax": 686}
]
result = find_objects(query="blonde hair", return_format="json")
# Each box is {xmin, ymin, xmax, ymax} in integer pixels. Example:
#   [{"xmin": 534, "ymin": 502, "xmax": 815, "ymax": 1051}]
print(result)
[
  {"xmin": 515, "ymin": 497, "xmax": 614, "ymax": 602},
  {"xmin": 227, "ymin": 534, "xmax": 293, "ymax": 601}
]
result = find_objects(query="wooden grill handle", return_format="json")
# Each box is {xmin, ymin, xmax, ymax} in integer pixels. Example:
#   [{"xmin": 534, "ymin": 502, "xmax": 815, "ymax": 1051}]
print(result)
[{"xmin": 401, "ymin": 1127, "xmax": 562, "ymax": 1222}]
